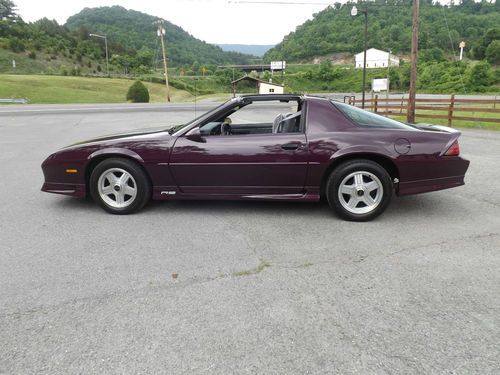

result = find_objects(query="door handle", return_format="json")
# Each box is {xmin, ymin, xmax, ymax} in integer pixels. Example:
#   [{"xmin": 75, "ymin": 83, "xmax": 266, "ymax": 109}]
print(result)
[{"xmin": 281, "ymin": 142, "xmax": 301, "ymax": 151}]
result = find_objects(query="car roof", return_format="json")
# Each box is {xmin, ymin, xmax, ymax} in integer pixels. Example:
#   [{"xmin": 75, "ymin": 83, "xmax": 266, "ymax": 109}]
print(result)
[{"xmin": 238, "ymin": 94, "xmax": 303, "ymax": 102}]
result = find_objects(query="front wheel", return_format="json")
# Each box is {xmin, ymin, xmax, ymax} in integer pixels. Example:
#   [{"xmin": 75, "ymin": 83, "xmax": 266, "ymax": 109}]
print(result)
[
  {"xmin": 89, "ymin": 158, "xmax": 151, "ymax": 214},
  {"xmin": 326, "ymin": 159, "xmax": 393, "ymax": 221}
]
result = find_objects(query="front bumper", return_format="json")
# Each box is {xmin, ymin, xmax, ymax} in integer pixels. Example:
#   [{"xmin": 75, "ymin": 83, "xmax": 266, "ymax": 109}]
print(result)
[{"xmin": 41, "ymin": 182, "xmax": 86, "ymax": 198}]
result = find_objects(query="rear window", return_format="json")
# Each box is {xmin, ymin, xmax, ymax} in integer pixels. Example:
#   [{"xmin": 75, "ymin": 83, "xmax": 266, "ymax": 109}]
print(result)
[{"xmin": 333, "ymin": 101, "xmax": 416, "ymax": 130}]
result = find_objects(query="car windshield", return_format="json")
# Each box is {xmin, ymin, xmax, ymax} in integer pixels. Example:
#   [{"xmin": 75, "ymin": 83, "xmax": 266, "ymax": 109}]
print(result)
[{"xmin": 333, "ymin": 101, "xmax": 417, "ymax": 130}]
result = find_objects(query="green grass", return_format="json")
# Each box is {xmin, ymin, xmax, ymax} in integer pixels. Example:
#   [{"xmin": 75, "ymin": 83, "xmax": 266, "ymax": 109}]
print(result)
[
  {"xmin": 0, "ymin": 48, "xmax": 107, "ymax": 76},
  {"xmin": 232, "ymin": 260, "xmax": 271, "ymax": 277},
  {"xmin": 0, "ymin": 74, "xmax": 194, "ymax": 104}
]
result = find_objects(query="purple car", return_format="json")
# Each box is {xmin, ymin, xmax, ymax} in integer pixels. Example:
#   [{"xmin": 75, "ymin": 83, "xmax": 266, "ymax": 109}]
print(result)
[{"xmin": 41, "ymin": 94, "xmax": 469, "ymax": 221}]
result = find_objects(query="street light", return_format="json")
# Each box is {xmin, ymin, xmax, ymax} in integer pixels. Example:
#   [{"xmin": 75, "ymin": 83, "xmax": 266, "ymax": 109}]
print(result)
[
  {"xmin": 89, "ymin": 33, "xmax": 109, "ymax": 76},
  {"xmin": 351, "ymin": 5, "xmax": 368, "ymax": 109}
]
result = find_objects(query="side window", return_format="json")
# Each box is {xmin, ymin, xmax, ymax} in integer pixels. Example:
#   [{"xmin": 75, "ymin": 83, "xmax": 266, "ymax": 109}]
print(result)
[{"xmin": 199, "ymin": 100, "xmax": 302, "ymax": 136}]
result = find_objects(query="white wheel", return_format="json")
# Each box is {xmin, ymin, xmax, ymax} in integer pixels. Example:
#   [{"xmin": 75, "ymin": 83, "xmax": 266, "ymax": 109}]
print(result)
[
  {"xmin": 326, "ymin": 159, "xmax": 393, "ymax": 221},
  {"xmin": 97, "ymin": 168, "xmax": 138, "ymax": 209},
  {"xmin": 337, "ymin": 171, "xmax": 383, "ymax": 215},
  {"xmin": 90, "ymin": 158, "xmax": 151, "ymax": 214}
]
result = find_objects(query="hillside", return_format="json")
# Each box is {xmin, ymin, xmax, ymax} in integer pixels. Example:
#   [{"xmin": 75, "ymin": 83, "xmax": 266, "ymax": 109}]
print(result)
[
  {"xmin": 0, "ymin": 3, "xmax": 253, "ymax": 77},
  {"xmin": 0, "ymin": 74, "xmax": 193, "ymax": 103},
  {"xmin": 65, "ymin": 6, "xmax": 252, "ymax": 66},
  {"xmin": 264, "ymin": 0, "xmax": 500, "ymax": 63}
]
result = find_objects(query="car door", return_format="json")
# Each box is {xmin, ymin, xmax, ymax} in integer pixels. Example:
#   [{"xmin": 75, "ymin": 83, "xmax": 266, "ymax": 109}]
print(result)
[{"xmin": 169, "ymin": 100, "xmax": 309, "ymax": 196}]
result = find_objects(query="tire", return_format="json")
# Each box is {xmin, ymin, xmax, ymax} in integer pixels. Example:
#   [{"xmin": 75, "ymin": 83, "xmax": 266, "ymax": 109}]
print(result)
[
  {"xmin": 89, "ymin": 157, "xmax": 151, "ymax": 214},
  {"xmin": 326, "ymin": 159, "xmax": 393, "ymax": 222}
]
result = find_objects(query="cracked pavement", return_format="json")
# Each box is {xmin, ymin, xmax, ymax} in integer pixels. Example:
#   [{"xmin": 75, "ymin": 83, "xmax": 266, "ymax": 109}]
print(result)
[{"xmin": 0, "ymin": 103, "xmax": 499, "ymax": 374}]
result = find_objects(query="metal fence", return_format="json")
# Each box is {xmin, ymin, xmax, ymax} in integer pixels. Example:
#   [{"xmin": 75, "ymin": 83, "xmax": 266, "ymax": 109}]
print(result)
[{"xmin": 0, "ymin": 98, "xmax": 28, "ymax": 104}]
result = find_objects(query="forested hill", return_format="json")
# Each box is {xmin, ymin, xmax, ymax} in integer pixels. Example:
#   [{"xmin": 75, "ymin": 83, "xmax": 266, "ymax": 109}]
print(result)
[
  {"xmin": 65, "ymin": 6, "xmax": 252, "ymax": 66},
  {"xmin": 264, "ymin": 0, "xmax": 500, "ymax": 63}
]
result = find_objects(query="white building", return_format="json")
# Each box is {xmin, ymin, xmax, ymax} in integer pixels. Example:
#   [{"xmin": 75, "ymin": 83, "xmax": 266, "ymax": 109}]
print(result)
[
  {"xmin": 355, "ymin": 48, "xmax": 400, "ymax": 69},
  {"xmin": 258, "ymin": 81, "xmax": 284, "ymax": 94},
  {"xmin": 231, "ymin": 76, "xmax": 285, "ymax": 96}
]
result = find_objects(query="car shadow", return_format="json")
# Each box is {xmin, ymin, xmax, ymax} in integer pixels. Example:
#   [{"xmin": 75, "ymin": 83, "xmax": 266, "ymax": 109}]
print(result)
[
  {"xmin": 52, "ymin": 193, "xmax": 445, "ymax": 220},
  {"xmin": 146, "ymin": 199, "xmax": 331, "ymax": 218}
]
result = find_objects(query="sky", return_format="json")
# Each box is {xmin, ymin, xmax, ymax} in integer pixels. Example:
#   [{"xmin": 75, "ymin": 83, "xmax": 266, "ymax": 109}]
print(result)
[{"xmin": 14, "ymin": 0, "xmax": 335, "ymax": 45}]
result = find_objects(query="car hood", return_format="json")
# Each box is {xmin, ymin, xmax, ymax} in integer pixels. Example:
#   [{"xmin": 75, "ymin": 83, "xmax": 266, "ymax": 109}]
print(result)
[{"xmin": 67, "ymin": 126, "xmax": 170, "ymax": 147}]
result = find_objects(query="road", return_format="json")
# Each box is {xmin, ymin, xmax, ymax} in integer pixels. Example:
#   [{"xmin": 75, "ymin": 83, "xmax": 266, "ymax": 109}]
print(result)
[{"xmin": 1, "ymin": 103, "xmax": 499, "ymax": 374}]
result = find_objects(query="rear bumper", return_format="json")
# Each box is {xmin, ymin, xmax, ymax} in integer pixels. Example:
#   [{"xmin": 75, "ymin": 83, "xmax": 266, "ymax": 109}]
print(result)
[
  {"xmin": 398, "ymin": 174, "xmax": 466, "ymax": 196},
  {"xmin": 41, "ymin": 182, "xmax": 86, "ymax": 198},
  {"xmin": 397, "ymin": 156, "xmax": 469, "ymax": 196}
]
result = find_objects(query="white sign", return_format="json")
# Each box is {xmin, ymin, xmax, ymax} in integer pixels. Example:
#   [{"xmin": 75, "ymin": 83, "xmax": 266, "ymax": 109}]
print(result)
[
  {"xmin": 270, "ymin": 61, "xmax": 286, "ymax": 71},
  {"xmin": 372, "ymin": 78, "xmax": 388, "ymax": 92},
  {"xmin": 12, "ymin": 59, "xmax": 16, "ymax": 68}
]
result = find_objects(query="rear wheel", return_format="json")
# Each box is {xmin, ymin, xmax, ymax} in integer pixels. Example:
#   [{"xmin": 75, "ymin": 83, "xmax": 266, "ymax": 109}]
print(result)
[
  {"xmin": 326, "ymin": 159, "xmax": 392, "ymax": 221},
  {"xmin": 89, "ymin": 158, "xmax": 151, "ymax": 214}
]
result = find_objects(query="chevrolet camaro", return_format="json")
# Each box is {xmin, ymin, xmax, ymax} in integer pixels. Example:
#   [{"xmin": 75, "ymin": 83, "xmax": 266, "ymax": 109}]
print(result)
[{"xmin": 41, "ymin": 94, "xmax": 470, "ymax": 221}]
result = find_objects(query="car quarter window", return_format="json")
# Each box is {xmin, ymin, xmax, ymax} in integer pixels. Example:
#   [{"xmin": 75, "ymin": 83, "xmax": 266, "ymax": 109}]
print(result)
[
  {"xmin": 199, "ymin": 100, "xmax": 303, "ymax": 136},
  {"xmin": 333, "ymin": 101, "xmax": 416, "ymax": 130}
]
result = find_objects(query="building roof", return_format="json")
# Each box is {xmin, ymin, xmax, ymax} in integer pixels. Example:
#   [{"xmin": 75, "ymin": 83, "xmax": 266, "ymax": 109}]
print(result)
[
  {"xmin": 354, "ymin": 48, "xmax": 397, "ymax": 58},
  {"xmin": 231, "ymin": 75, "xmax": 284, "ymax": 87}
]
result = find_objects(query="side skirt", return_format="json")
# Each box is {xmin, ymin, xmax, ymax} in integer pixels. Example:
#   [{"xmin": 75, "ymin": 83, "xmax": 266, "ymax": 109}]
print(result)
[{"xmin": 152, "ymin": 186, "xmax": 320, "ymax": 202}]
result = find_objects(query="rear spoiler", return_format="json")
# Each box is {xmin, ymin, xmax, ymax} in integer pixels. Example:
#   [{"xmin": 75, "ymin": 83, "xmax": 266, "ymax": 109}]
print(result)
[{"xmin": 412, "ymin": 123, "xmax": 461, "ymax": 134}]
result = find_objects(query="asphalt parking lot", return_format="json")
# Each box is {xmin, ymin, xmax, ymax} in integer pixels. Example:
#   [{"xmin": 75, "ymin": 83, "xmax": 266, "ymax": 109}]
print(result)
[{"xmin": 1, "ymin": 103, "xmax": 499, "ymax": 374}]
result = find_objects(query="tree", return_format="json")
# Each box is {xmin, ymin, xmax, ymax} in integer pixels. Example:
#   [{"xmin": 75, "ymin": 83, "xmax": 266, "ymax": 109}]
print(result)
[
  {"xmin": 473, "ymin": 28, "xmax": 500, "ymax": 60},
  {"xmin": 420, "ymin": 47, "xmax": 446, "ymax": 62},
  {"xmin": 485, "ymin": 40, "xmax": 500, "ymax": 65},
  {"xmin": 466, "ymin": 61, "xmax": 494, "ymax": 90},
  {"xmin": 126, "ymin": 80, "xmax": 150, "ymax": 103},
  {"xmin": 8, "ymin": 37, "xmax": 24, "ymax": 52},
  {"xmin": 0, "ymin": 0, "xmax": 17, "ymax": 20}
]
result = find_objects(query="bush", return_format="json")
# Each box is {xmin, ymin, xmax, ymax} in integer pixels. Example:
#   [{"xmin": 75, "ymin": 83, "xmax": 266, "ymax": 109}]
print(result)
[
  {"xmin": 466, "ymin": 61, "xmax": 494, "ymax": 90},
  {"xmin": 70, "ymin": 67, "xmax": 81, "ymax": 76},
  {"xmin": 28, "ymin": 51, "xmax": 36, "ymax": 59},
  {"xmin": 8, "ymin": 38, "xmax": 25, "ymax": 52},
  {"xmin": 485, "ymin": 40, "xmax": 500, "ymax": 65},
  {"xmin": 126, "ymin": 80, "xmax": 150, "ymax": 103}
]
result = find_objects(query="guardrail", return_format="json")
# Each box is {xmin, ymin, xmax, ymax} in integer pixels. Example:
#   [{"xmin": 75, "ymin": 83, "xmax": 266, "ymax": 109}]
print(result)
[
  {"xmin": 346, "ymin": 94, "xmax": 500, "ymax": 126},
  {"xmin": 0, "ymin": 98, "xmax": 28, "ymax": 104}
]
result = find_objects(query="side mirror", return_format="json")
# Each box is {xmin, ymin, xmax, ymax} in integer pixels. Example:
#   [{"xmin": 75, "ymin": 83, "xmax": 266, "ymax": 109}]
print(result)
[{"xmin": 185, "ymin": 127, "xmax": 206, "ymax": 143}]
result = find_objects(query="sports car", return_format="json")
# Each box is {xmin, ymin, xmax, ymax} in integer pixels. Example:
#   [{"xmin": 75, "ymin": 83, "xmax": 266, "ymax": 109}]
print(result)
[{"xmin": 41, "ymin": 94, "xmax": 470, "ymax": 221}]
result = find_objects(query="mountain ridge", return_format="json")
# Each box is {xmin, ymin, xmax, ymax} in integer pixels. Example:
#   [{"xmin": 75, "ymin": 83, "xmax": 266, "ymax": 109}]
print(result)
[
  {"xmin": 264, "ymin": 0, "xmax": 500, "ymax": 63},
  {"xmin": 64, "ymin": 5, "xmax": 252, "ymax": 66}
]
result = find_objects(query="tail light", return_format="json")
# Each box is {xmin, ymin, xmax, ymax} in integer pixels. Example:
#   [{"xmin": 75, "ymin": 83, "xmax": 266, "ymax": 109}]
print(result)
[{"xmin": 444, "ymin": 141, "xmax": 460, "ymax": 156}]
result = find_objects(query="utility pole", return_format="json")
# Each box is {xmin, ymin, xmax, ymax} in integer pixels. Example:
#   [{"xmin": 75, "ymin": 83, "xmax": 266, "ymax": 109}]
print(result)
[
  {"xmin": 89, "ymin": 33, "xmax": 109, "ymax": 76},
  {"xmin": 154, "ymin": 20, "xmax": 171, "ymax": 102},
  {"xmin": 407, "ymin": 0, "xmax": 419, "ymax": 123},
  {"xmin": 351, "ymin": 6, "xmax": 368, "ymax": 109},
  {"xmin": 386, "ymin": 49, "xmax": 391, "ymax": 105}
]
